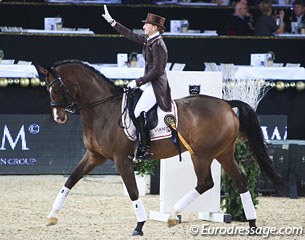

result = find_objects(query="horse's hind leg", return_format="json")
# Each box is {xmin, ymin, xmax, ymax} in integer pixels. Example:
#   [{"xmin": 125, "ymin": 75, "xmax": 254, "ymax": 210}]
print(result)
[
  {"xmin": 217, "ymin": 149, "xmax": 257, "ymax": 231},
  {"xmin": 46, "ymin": 150, "xmax": 106, "ymax": 226},
  {"xmin": 168, "ymin": 155, "xmax": 215, "ymax": 227}
]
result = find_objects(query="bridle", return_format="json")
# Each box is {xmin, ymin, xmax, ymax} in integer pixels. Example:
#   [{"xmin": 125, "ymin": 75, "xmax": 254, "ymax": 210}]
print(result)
[{"xmin": 45, "ymin": 67, "xmax": 123, "ymax": 113}]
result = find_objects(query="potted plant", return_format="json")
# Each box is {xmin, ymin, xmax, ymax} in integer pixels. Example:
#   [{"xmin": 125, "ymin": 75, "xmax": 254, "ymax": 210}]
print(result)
[
  {"xmin": 133, "ymin": 160, "xmax": 160, "ymax": 177},
  {"xmin": 123, "ymin": 160, "xmax": 160, "ymax": 196}
]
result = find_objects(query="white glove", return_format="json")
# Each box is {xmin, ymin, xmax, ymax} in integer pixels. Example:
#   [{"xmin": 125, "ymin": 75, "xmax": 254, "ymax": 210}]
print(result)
[
  {"xmin": 127, "ymin": 80, "xmax": 137, "ymax": 89},
  {"xmin": 102, "ymin": 5, "xmax": 114, "ymax": 23}
]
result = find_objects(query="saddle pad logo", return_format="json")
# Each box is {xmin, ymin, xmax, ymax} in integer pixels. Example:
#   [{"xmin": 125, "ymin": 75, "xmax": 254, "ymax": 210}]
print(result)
[
  {"xmin": 121, "ymin": 94, "xmax": 178, "ymax": 141},
  {"xmin": 189, "ymin": 84, "xmax": 201, "ymax": 95}
]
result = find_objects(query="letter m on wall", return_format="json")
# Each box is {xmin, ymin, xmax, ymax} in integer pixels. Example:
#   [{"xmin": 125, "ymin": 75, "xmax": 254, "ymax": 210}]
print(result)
[{"xmin": 0, "ymin": 125, "xmax": 29, "ymax": 150}]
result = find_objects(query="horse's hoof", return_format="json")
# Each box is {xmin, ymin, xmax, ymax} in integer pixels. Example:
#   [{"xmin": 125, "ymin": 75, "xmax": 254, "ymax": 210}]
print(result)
[
  {"xmin": 45, "ymin": 217, "xmax": 58, "ymax": 226},
  {"xmin": 248, "ymin": 219, "xmax": 257, "ymax": 235},
  {"xmin": 249, "ymin": 226, "xmax": 257, "ymax": 235},
  {"xmin": 132, "ymin": 229, "xmax": 144, "ymax": 236},
  {"xmin": 167, "ymin": 218, "xmax": 178, "ymax": 228},
  {"xmin": 249, "ymin": 227, "xmax": 257, "ymax": 235}
]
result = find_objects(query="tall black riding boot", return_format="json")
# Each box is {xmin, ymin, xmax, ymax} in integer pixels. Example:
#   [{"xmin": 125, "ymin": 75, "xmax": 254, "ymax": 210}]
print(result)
[
  {"xmin": 135, "ymin": 111, "xmax": 152, "ymax": 160},
  {"xmin": 128, "ymin": 119, "xmax": 141, "ymax": 160}
]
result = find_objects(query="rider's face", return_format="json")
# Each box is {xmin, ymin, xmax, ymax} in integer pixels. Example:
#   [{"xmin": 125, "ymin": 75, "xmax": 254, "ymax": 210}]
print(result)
[{"xmin": 143, "ymin": 23, "xmax": 157, "ymax": 36}]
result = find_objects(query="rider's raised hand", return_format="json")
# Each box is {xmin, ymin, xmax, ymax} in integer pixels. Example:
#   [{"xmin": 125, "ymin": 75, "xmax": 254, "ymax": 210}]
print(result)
[{"xmin": 102, "ymin": 5, "xmax": 114, "ymax": 23}]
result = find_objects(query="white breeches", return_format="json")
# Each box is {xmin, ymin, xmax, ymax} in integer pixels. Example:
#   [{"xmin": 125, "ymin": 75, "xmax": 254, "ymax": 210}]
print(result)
[{"xmin": 134, "ymin": 83, "xmax": 157, "ymax": 118}]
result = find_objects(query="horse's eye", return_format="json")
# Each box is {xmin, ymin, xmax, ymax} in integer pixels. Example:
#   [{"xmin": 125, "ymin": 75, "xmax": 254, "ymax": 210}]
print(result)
[
  {"xmin": 49, "ymin": 86, "xmax": 60, "ymax": 94},
  {"xmin": 53, "ymin": 87, "xmax": 60, "ymax": 93}
]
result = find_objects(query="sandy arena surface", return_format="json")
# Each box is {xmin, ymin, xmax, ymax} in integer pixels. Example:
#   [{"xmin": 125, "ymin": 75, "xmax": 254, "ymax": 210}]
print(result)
[{"xmin": 0, "ymin": 175, "xmax": 304, "ymax": 240}]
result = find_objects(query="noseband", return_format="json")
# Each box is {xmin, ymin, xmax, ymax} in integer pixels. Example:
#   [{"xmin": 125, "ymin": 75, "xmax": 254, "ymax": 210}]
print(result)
[{"xmin": 46, "ymin": 67, "xmax": 124, "ymax": 113}]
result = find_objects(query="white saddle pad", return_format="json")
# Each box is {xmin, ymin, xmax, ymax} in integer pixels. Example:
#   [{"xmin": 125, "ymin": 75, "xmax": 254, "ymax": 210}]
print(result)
[{"xmin": 121, "ymin": 93, "xmax": 178, "ymax": 141}]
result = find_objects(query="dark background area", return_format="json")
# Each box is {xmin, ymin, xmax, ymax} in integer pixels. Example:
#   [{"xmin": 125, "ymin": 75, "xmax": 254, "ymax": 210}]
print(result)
[
  {"xmin": 0, "ymin": 2, "xmax": 295, "ymax": 35},
  {"xmin": 0, "ymin": 2, "xmax": 305, "ymax": 141}
]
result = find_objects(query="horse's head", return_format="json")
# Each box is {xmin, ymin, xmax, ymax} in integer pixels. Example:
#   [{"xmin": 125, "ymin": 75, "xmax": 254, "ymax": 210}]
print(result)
[
  {"xmin": 37, "ymin": 60, "xmax": 124, "ymax": 124},
  {"xmin": 36, "ymin": 65, "xmax": 77, "ymax": 124}
]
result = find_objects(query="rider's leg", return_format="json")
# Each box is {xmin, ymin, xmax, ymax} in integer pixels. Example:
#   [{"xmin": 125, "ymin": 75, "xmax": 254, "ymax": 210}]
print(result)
[
  {"xmin": 135, "ymin": 111, "xmax": 151, "ymax": 160},
  {"xmin": 134, "ymin": 83, "xmax": 156, "ymax": 118},
  {"xmin": 133, "ymin": 83, "xmax": 156, "ymax": 160}
]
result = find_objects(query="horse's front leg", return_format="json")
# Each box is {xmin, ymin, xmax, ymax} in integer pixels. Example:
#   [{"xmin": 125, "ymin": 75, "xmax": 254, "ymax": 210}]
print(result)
[
  {"xmin": 46, "ymin": 150, "xmax": 106, "ymax": 226},
  {"xmin": 115, "ymin": 157, "xmax": 146, "ymax": 236}
]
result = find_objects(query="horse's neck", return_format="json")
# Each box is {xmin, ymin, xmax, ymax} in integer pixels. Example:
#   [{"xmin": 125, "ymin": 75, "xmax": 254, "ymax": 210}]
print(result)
[
  {"xmin": 79, "ymin": 85, "xmax": 122, "ymax": 129},
  {"xmin": 78, "ymin": 80, "xmax": 112, "ymax": 106},
  {"xmin": 80, "ymin": 97, "xmax": 121, "ymax": 153}
]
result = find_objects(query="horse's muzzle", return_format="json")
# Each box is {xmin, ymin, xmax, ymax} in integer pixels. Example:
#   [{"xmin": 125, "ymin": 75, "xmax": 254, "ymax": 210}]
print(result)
[{"xmin": 53, "ymin": 108, "xmax": 67, "ymax": 124}]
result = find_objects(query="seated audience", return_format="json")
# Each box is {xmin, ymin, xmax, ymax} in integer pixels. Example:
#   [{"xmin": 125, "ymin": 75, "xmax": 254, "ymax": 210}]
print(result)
[
  {"xmin": 226, "ymin": 1, "xmax": 254, "ymax": 35},
  {"xmin": 232, "ymin": 0, "xmax": 262, "ymax": 6},
  {"xmin": 254, "ymin": 0, "xmax": 285, "ymax": 36},
  {"xmin": 287, "ymin": 0, "xmax": 305, "ymax": 33},
  {"xmin": 192, "ymin": 0, "xmax": 229, "ymax": 5}
]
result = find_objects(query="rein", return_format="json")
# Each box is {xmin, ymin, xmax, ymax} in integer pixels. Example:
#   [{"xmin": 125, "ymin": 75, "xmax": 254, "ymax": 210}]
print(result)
[
  {"xmin": 76, "ymin": 94, "xmax": 124, "ymax": 112},
  {"xmin": 46, "ymin": 66, "xmax": 124, "ymax": 113}
]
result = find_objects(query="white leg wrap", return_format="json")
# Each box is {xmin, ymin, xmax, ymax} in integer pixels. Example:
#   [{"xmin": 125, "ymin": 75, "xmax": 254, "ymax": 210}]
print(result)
[
  {"xmin": 47, "ymin": 186, "xmax": 70, "ymax": 218},
  {"xmin": 132, "ymin": 199, "xmax": 147, "ymax": 222},
  {"xmin": 240, "ymin": 191, "xmax": 257, "ymax": 220},
  {"xmin": 173, "ymin": 189, "xmax": 200, "ymax": 213}
]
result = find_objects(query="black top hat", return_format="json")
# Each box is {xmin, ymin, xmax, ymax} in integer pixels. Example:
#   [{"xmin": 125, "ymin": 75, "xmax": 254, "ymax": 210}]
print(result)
[{"xmin": 142, "ymin": 13, "xmax": 166, "ymax": 29}]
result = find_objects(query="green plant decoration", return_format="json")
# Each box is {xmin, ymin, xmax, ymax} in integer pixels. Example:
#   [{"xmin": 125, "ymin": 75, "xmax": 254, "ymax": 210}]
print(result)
[
  {"xmin": 221, "ymin": 137, "xmax": 259, "ymax": 221},
  {"xmin": 133, "ymin": 160, "xmax": 160, "ymax": 177}
]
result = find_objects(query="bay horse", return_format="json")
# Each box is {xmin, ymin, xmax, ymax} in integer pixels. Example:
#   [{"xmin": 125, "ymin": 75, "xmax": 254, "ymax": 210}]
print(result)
[{"xmin": 37, "ymin": 60, "xmax": 287, "ymax": 236}]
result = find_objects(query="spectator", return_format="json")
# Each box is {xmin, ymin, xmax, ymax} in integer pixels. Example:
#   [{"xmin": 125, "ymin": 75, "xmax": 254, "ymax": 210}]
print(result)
[
  {"xmin": 226, "ymin": 1, "xmax": 254, "ymax": 35},
  {"xmin": 287, "ymin": 0, "xmax": 305, "ymax": 33},
  {"xmin": 233, "ymin": 0, "xmax": 261, "ymax": 6},
  {"xmin": 192, "ymin": 0, "xmax": 227, "ymax": 5},
  {"xmin": 254, "ymin": 0, "xmax": 285, "ymax": 36}
]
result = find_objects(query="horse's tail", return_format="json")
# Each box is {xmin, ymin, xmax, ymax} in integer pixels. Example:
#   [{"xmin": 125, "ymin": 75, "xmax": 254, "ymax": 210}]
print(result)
[{"xmin": 226, "ymin": 100, "xmax": 289, "ymax": 196}]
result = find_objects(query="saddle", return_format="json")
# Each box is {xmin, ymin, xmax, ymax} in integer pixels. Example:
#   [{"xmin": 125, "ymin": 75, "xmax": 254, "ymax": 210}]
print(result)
[
  {"xmin": 126, "ymin": 88, "xmax": 158, "ymax": 130},
  {"xmin": 122, "ymin": 88, "xmax": 185, "ymax": 161}
]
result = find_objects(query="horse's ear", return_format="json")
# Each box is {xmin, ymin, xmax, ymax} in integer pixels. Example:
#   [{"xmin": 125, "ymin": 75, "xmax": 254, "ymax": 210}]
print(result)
[
  {"xmin": 35, "ymin": 65, "xmax": 49, "ymax": 82},
  {"xmin": 35, "ymin": 65, "xmax": 48, "ymax": 76}
]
